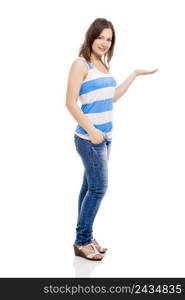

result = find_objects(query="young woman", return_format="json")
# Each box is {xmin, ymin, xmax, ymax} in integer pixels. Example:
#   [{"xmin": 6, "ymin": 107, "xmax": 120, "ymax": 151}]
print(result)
[{"xmin": 65, "ymin": 18, "xmax": 159, "ymax": 261}]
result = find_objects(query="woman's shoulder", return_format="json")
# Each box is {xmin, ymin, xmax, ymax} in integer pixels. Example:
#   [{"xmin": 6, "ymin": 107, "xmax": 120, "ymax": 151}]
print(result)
[
  {"xmin": 71, "ymin": 57, "xmax": 90, "ymax": 72},
  {"xmin": 70, "ymin": 57, "xmax": 89, "ymax": 81}
]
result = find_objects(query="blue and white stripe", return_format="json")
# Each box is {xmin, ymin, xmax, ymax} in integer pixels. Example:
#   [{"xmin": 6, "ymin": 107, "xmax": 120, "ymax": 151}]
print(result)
[{"xmin": 75, "ymin": 57, "xmax": 117, "ymax": 141}]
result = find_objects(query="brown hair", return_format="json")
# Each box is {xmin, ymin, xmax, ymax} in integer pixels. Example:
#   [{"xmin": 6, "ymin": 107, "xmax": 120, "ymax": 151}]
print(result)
[{"xmin": 79, "ymin": 18, "xmax": 116, "ymax": 70}]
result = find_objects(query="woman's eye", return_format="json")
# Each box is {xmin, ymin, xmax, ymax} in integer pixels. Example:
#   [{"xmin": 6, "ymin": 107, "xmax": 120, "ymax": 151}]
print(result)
[{"xmin": 97, "ymin": 36, "xmax": 112, "ymax": 42}]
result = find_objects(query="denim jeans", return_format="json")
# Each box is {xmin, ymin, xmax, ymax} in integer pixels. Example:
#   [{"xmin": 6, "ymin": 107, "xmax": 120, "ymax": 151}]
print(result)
[{"xmin": 74, "ymin": 134, "xmax": 112, "ymax": 246}]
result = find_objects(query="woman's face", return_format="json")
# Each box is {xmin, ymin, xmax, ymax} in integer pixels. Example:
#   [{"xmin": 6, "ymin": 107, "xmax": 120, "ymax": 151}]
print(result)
[{"xmin": 91, "ymin": 28, "xmax": 113, "ymax": 58}]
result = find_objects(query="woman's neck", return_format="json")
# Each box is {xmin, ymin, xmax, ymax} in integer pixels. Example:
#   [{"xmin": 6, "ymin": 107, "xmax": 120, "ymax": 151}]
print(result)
[{"xmin": 90, "ymin": 53, "xmax": 102, "ymax": 63}]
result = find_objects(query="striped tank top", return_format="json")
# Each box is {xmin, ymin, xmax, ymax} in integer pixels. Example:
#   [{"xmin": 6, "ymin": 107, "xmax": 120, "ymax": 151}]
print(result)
[{"xmin": 74, "ymin": 57, "xmax": 117, "ymax": 141}]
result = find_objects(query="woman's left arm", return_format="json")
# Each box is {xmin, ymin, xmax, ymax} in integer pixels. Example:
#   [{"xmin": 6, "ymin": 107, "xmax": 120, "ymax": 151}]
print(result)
[{"xmin": 113, "ymin": 68, "xmax": 159, "ymax": 103}]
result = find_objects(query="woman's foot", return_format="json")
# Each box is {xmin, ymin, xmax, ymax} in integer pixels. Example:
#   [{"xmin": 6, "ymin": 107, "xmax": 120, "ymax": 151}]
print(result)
[
  {"xmin": 73, "ymin": 243, "xmax": 104, "ymax": 261},
  {"xmin": 92, "ymin": 239, "xmax": 108, "ymax": 254}
]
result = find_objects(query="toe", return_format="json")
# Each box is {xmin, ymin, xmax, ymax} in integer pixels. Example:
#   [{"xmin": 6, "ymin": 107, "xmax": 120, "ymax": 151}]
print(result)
[{"xmin": 93, "ymin": 254, "xmax": 103, "ymax": 260}]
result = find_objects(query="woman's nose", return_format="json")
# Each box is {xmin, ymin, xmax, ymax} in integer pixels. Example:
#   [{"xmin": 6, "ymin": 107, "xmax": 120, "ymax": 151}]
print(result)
[{"xmin": 102, "ymin": 42, "xmax": 108, "ymax": 47}]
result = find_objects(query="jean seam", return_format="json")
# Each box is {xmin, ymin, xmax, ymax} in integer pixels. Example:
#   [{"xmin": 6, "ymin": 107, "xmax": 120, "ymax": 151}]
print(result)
[{"xmin": 74, "ymin": 136, "xmax": 79, "ymax": 150}]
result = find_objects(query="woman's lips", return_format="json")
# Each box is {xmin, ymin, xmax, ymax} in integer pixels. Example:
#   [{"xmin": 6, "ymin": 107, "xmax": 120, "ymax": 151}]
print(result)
[{"xmin": 98, "ymin": 47, "xmax": 106, "ymax": 51}]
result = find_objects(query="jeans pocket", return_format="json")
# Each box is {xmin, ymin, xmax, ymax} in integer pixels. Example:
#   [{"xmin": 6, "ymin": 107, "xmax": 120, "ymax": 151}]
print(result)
[{"xmin": 90, "ymin": 138, "xmax": 105, "ymax": 146}]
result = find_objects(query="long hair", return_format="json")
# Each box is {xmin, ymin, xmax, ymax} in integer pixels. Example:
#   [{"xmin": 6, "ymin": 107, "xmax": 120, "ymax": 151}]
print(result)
[{"xmin": 79, "ymin": 18, "xmax": 116, "ymax": 70}]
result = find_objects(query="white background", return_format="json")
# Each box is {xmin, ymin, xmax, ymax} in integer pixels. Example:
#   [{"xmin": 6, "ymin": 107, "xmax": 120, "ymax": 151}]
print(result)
[{"xmin": 0, "ymin": 0, "xmax": 185, "ymax": 277}]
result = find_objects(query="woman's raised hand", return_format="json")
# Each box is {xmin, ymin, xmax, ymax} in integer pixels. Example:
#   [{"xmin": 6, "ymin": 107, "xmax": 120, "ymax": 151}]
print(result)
[{"xmin": 134, "ymin": 69, "xmax": 159, "ymax": 76}]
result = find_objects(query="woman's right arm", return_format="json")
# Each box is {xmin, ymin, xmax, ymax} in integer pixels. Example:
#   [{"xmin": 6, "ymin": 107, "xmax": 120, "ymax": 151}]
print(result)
[{"xmin": 65, "ymin": 59, "xmax": 105, "ymax": 144}]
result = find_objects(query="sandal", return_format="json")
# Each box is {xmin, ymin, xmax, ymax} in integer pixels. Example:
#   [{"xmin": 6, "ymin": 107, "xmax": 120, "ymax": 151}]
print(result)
[
  {"xmin": 92, "ymin": 239, "xmax": 108, "ymax": 254},
  {"xmin": 73, "ymin": 243, "xmax": 104, "ymax": 261}
]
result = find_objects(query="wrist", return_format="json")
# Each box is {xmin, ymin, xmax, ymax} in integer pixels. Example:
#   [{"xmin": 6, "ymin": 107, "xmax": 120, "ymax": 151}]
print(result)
[
  {"xmin": 133, "ymin": 70, "xmax": 138, "ymax": 77},
  {"xmin": 87, "ymin": 125, "xmax": 95, "ymax": 134}
]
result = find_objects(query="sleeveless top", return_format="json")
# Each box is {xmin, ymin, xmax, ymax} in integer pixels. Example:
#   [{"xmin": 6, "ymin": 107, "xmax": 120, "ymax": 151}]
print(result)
[{"xmin": 74, "ymin": 57, "xmax": 117, "ymax": 141}]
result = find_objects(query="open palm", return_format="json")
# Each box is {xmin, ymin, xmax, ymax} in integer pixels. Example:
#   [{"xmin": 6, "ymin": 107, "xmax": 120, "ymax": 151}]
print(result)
[{"xmin": 135, "ymin": 69, "xmax": 159, "ymax": 76}]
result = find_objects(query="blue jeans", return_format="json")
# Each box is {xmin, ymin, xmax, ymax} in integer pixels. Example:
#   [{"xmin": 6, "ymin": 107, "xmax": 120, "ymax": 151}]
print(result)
[{"xmin": 74, "ymin": 134, "xmax": 112, "ymax": 246}]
